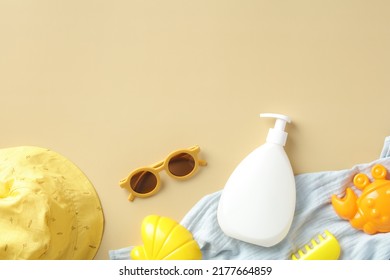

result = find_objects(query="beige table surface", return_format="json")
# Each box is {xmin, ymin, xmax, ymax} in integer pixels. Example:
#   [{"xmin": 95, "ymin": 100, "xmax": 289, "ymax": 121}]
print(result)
[{"xmin": 1, "ymin": 1, "xmax": 390, "ymax": 259}]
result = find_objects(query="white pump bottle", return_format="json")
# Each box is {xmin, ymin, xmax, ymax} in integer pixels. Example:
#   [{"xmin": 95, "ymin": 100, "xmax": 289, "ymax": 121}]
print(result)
[{"xmin": 217, "ymin": 113, "xmax": 296, "ymax": 247}]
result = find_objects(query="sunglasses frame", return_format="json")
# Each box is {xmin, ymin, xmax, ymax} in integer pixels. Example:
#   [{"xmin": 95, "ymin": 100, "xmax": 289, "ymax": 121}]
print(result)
[{"xmin": 120, "ymin": 145, "xmax": 207, "ymax": 201}]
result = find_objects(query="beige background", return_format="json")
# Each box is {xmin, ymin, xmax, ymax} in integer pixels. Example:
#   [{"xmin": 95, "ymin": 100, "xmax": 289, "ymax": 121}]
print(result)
[{"xmin": 1, "ymin": 0, "xmax": 389, "ymax": 259}]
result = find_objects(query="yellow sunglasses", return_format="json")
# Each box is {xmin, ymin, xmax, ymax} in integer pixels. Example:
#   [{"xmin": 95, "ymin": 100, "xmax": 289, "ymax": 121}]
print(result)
[{"xmin": 119, "ymin": 145, "xmax": 207, "ymax": 201}]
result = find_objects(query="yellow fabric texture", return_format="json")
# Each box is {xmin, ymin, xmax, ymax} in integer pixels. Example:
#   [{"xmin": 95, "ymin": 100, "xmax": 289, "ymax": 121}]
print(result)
[{"xmin": 0, "ymin": 146, "xmax": 104, "ymax": 259}]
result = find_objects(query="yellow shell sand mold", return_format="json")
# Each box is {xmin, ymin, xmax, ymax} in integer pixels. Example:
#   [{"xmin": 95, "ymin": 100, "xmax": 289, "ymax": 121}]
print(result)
[
  {"xmin": 131, "ymin": 215, "xmax": 202, "ymax": 260},
  {"xmin": 0, "ymin": 146, "xmax": 104, "ymax": 260}
]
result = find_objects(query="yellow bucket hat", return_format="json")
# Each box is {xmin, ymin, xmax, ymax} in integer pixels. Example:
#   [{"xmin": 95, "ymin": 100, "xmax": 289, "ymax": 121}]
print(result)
[{"xmin": 0, "ymin": 146, "xmax": 104, "ymax": 260}]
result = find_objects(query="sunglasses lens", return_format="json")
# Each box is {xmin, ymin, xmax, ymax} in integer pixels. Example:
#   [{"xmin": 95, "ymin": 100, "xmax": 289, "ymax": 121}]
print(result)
[
  {"xmin": 168, "ymin": 153, "xmax": 195, "ymax": 177},
  {"xmin": 130, "ymin": 171, "xmax": 157, "ymax": 194}
]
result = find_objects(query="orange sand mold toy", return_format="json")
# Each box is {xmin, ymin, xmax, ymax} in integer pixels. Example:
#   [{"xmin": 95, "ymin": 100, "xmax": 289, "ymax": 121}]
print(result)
[{"xmin": 332, "ymin": 164, "xmax": 390, "ymax": 234}]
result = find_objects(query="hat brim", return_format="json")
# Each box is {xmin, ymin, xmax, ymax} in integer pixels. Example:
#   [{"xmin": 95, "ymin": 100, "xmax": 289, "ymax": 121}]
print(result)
[{"xmin": 0, "ymin": 146, "xmax": 104, "ymax": 260}]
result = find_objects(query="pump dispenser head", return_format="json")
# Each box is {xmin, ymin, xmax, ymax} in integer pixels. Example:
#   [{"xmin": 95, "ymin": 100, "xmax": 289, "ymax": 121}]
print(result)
[{"xmin": 260, "ymin": 113, "xmax": 291, "ymax": 146}]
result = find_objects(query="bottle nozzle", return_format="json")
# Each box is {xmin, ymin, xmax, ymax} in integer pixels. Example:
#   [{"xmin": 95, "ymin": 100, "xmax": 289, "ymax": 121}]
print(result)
[{"xmin": 260, "ymin": 113, "xmax": 292, "ymax": 146}]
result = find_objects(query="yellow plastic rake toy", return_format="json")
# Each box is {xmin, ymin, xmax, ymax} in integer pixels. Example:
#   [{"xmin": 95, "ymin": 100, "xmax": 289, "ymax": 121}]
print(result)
[
  {"xmin": 120, "ymin": 146, "xmax": 207, "ymax": 201},
  {"xmin": 131, "ymin": 215, "xmax": 202, "ymax": 260},
  {"xmin": 291, "ymin": 230, "xmax": 341, "ymax": 260}
]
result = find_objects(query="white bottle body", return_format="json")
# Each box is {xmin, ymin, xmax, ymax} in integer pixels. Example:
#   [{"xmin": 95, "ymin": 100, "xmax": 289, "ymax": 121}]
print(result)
[{"xmin": 217, "ymin": 142, "xmax": 296, "ymax": 247}]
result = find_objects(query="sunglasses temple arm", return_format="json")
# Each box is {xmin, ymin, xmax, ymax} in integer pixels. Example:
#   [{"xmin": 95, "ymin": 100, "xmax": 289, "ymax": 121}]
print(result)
[
  {"xmin": 198, "ymin": 159, "xmax": 207, "ymax": 166},
  {"xmin": 128, "ymin": 193, "xmax": 135, "ymax": 202},
  {"xmin": 119, "ymin": 179, "xmax": 136, "ymax": 202}
]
